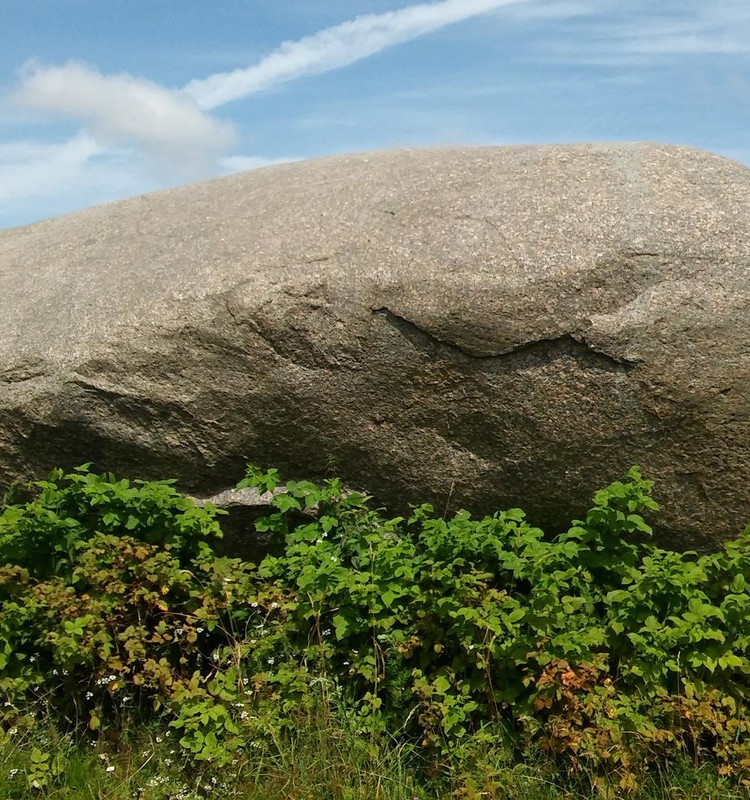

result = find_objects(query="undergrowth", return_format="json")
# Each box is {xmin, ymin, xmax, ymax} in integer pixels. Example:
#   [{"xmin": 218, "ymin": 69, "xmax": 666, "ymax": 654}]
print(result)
[{"xmin": 1, "ymin": 463, "xmax": 749, "ymax": 798}]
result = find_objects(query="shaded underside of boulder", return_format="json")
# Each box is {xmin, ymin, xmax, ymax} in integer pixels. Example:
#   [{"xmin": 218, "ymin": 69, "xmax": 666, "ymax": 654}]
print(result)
[{"xmin": 1, "ymin": 142, "xmax": 750, "ymax": 550}]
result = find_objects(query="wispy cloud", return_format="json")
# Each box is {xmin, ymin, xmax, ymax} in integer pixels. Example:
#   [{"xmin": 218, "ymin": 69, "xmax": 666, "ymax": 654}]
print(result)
[
  {"xmin": 0, "ymin": 132, "xmax": 162, "ymax": 229},
  {"xmin": 0, "ymin": 133, "xmax": 103, "ymax": 204},
  {"xmin": 184, "ymin": 0, "xmax": 525, "ymax": 109},
  {"xmin": 614, "ymin": 11, "xmax": 750, "ymax": 57},
  {"xmin": 12, "ymin": 61, "xmax": 235, "ymax": 177},
  {"xmin": 543, "ymin": 0, "xmax": 750, "ymax": 64}
]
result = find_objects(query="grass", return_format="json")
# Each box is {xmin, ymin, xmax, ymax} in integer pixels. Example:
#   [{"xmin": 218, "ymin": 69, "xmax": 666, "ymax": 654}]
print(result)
[{"xmin": 1, "ymin": 711, "xmax": 747, "ymax": 799}]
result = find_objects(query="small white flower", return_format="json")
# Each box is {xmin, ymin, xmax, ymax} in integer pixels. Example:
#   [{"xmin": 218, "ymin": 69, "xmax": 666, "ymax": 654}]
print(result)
[
  {"xmin": 86, "ymin": 691, "xmax": 94, "ymax": 699},
  {"xmin": 267, "ymin": 657, "xmax": 275, "ymax": 665},
  {"xmin": 106, "ymin": 766, "xmax": 115, "ymax": 773}
]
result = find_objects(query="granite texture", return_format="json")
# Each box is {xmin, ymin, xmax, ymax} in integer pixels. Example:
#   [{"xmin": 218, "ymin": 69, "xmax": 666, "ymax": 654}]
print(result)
[{"xmin": 1, "ymin": 143, "xmax": 749, "ymax": 549}]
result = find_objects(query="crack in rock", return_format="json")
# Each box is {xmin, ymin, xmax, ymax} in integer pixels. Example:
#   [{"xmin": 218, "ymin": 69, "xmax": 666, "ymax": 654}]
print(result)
[
  {"xmin": 68, "ymin": 377, "xmax": 136, "ymax": 402},
  {"xmin": 0, "ymin": 360, "xmax": 47, "ymax": 385},
  {"xmin": 0, "ymin": 370, "xmax": 45, "ymax": 385},
  {"xmin": 373, "ymin": 307, "xmax": 639, "ymax": 370}
]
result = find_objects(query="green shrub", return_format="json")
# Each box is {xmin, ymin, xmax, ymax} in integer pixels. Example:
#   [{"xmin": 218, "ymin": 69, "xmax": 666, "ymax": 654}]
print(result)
[
  {"xmin": 1, "ymin": 463, "xmax": 750, "ymax": 794},
  {"xmin": 0, "ymin": 466, "xmax": 258, "ymax": 762}
]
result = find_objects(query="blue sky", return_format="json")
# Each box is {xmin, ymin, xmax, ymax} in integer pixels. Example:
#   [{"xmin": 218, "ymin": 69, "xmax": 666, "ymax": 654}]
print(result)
[{"xmin": 1, "ymin": 0, "xmax": 749, "ymax": 230}]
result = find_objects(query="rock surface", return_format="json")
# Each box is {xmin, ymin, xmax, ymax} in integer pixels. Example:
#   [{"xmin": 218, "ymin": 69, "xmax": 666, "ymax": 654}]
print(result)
[
  {"xmin": 1, "ymin": 143, "xmax": 750, "ymax": 550},
  {"xmin": 189, "ymin": 484, "xmax": 316, "ymax": 563},
  {"xmin": 189, "ymin": 486, "xmax": 284, "ymax": 563}
]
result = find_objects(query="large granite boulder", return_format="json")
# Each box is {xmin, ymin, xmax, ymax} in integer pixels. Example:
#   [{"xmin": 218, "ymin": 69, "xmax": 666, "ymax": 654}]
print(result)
[{"xmin": 1, "ymin": 143, "xmax": 749, "ymax": 550}]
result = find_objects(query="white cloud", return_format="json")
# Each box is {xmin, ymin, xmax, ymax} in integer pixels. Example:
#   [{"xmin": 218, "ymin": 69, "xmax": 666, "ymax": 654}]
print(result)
[
  {"xmin": 0, "ymin": 132, "xmax": 164, "ymax": 229},
  {"xmin": 4, "ymin": 0, "xmax": 532, "ymax": 190},
  {"xmin": 12, "ymin": 61, "xmax": 235, "ymax": 177},
  {"xmin": 185, "ymin": 0, "xmax": 525, "ymax": 110},
  {"xmin": 218, "ymin": 154, "xmax": 301, "ymax": 173},
  {"xmin": 0, "ymin": 133, "xmax": 103, "ymax": 204},
  {"xmin": 0, "ymin": 0, "xmax": 534, "ymax": 226}
]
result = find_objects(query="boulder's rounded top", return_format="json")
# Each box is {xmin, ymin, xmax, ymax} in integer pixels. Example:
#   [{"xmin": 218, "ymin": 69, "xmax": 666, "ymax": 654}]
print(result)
[
  {"xmin": 1, "ymin": 142, "xmax": 749, "ymax": 367},
  {"xmin": 5, "ymin": 142, "xmax": 748, "ymax": 238}
]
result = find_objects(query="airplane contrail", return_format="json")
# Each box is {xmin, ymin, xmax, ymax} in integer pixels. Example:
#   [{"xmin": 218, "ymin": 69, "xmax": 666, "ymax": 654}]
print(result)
[{"xmin": 185, "ymin": 0, "xmax": 526, "ymax": 110}]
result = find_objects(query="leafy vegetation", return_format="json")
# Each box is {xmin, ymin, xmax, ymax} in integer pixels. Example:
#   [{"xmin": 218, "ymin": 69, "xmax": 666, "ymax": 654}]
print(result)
[{"xmin": 1, "ymin": 463, "xmax": 749, "ymax": 798}]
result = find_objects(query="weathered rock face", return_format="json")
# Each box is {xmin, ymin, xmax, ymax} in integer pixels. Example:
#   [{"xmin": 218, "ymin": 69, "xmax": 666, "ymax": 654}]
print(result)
[{"xmin": 1, "ymin": 143, "xmax": 750, "ymax": 550}]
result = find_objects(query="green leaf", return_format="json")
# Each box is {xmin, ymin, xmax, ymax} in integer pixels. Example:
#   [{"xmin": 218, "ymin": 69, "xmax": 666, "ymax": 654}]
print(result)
[
  {"xmin": 274, "ymin": 495, "xmax": 302, "ymax": 513},
  {"xmin": 381, "ymin": 590, "xmax": 398, "ymax": 609}
]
